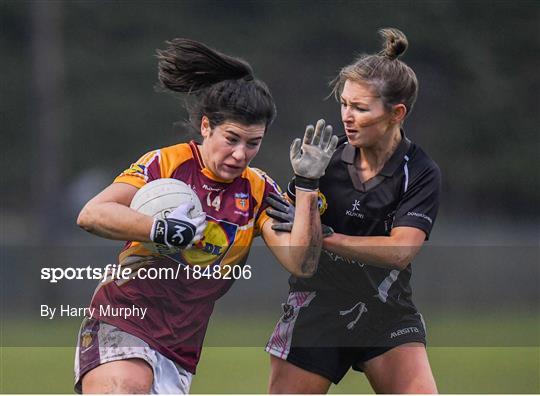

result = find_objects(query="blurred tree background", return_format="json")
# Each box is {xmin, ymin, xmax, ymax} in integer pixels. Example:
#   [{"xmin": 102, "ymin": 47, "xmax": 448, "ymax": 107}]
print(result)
[
  {"xmin": 2, "ymin": 0, "xmax": 539, "ymax": 243},
  {"xmin": 1, "ymin": 2, "xmax": 539, "ymax": 392}
]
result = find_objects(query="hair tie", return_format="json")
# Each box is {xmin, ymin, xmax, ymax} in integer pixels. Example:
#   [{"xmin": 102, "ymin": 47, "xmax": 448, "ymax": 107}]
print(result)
[{"xmin": 243, "ymin": 74, "xmax": 254, "ymax": 82}]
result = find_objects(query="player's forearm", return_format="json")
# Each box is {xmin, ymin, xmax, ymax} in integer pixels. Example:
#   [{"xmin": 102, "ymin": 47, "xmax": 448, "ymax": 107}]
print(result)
[
  {"xmin": 77, "ymin": 202, "xmax": 153, "ymax": 242},
  {"xmin": 322, "ymin": 233, "xmax": 418, "ymax": 270},
  {"xmin": 288, "ymin": 190, "xmax": 322, "ymax": 276}
]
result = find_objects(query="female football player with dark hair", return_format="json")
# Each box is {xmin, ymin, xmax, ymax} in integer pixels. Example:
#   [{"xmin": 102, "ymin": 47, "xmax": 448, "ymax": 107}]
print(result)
[
  {"xmin": 266, "ymin": 28, "xmax": 441, "ymax": 394},
  {"xmin": 74, "ymin": 39, "xmax": 337, "ymax": 393}
]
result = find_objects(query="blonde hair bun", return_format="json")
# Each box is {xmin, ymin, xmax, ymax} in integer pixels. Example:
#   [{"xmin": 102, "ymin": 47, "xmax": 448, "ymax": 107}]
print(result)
[{"xmin": 379, "ymin": 28, "xmax": 408, "ymax": 60}]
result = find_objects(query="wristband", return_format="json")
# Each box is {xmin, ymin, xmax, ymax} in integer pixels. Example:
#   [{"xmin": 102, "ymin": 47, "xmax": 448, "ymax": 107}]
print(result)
[
  {"xmin": 150, "ymin": 218, "xmax": 196, "ymax": 248},
  {"xmin": 294, "ymin": 175, "xmax": 319, "ymax": 192},
  {"xmin": 150, "ymin": 219, "xmax": 167, "ymax": 244}
]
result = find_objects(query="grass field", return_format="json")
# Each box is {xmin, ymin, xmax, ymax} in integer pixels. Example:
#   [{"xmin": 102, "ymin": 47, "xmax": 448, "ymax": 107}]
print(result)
[{"xmin": 1, "ymin": 315, "xmax": 539, "ymax": 393}]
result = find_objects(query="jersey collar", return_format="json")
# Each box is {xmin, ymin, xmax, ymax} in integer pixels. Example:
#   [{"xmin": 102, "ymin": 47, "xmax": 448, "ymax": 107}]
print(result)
[
  {"xmin": 379, "ymin": 131, "xmax": 412, "ymax": 177},
  {"xmin": 189, "ymin": 140, "xmax": 205, "ymax": 169},
  {"xmin": 341, "ymin": 129, "xmax": 411, "ymax": 176},
  {"xmin": 340, "ymin": 130, "xmax": 411, "ymax": 192}
]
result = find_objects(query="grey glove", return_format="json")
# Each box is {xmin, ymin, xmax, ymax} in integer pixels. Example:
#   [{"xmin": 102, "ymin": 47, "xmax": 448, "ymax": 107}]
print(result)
[
  {"xmin": 290, "ymin": 119, "xmax": 338, "ymax": 191},
  {"xmin": 265, "ymin": 192, "xmax": 334, "ymax": 237},
  {"xmin": 265, "ymin": 193, "xmax": 295, "ymax": 232}
]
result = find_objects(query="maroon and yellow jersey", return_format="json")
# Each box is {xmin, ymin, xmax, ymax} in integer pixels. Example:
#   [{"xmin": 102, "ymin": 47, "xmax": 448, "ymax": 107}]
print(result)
[{"xmin": 90, "ymin": 141, "xmax": 280, "ymax": 373}]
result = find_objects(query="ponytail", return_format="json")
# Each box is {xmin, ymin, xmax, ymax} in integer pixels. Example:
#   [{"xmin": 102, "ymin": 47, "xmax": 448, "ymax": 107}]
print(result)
[
  {"xmin": 156, "ymin": 39, "xmax": 275, "ymax": 132},
  {"xmin": 157, "ymin": 39, "xmax": 253, "ymax": 93}
]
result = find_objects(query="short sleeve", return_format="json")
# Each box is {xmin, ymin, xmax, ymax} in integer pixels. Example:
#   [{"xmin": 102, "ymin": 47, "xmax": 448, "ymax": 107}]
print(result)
[
  {"xmin": 113, "ymin": 150, "xmax": 162, "ymax": 188},
  {"xmin": 392, "ymin": 162, "xmax": 441, "ymax": 239}
]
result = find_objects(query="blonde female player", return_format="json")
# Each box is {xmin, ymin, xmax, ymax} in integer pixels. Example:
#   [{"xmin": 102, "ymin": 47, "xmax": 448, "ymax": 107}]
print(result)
[
  {"xmin": 266, "ymin": 28, "xmax": 441, "ymax": 394},
  {"xmin": 74, "ymin": 39, "xmax": 338, "ymax": 393}
]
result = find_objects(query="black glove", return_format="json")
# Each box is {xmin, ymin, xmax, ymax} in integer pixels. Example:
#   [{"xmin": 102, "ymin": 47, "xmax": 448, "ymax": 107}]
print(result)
[
  {"xmin": 265, "ymin": 192, "xmax": 334, "ymax": 237},
  {"xmin": 150, "ymin": 203, "xmax": 206, "ymax": 249},
  {"xmin": 266, "ymin": 192, "xmax": 295, "ymax": 232}
]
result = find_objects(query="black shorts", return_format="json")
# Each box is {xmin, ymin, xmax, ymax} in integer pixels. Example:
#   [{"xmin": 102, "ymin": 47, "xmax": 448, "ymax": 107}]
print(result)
[{"xmin": 265, "ymin": 291, "xmax": 427, "ymax": 384}]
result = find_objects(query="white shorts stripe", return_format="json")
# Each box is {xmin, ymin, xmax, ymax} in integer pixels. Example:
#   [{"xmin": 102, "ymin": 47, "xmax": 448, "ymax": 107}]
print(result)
[{"xmin": 265, "ymin": 291, "xmax": 316, "ymax": 360}]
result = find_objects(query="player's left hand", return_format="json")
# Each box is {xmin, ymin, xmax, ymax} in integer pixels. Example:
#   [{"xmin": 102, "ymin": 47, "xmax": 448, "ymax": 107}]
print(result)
[
  {"xmin": 266, "ymin": 193, "xmax": 294, "ymax": 232},
  {"xmin": 265, "ymin": 192, "xmax": 334, "ymax": 237}
]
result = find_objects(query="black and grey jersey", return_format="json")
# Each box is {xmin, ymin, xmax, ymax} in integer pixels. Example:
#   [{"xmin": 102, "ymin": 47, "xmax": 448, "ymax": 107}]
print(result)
[{"xmin": 287, "ymin": 132, "xmax": 441, "ymax": 312}]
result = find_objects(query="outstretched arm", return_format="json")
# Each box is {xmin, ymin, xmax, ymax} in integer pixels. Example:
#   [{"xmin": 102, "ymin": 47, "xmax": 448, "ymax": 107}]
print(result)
[
  {"xmin": 261, "ymin": 189, "xmax": 321, "ymax": 277},
  {"xmin": 265, "ymin": 193, "xmax": 426, "ymax": 271},
  {"xmin": 261, "ymin": 119, "xmax": 338, "ymax": 277}
]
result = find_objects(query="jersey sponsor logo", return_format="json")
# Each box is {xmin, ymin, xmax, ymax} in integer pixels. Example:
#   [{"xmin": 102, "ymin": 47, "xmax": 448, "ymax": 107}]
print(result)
[
  {"xmin": 234, "ymin": 210, "xmax": 249, "ymax": 217},
  {"xmin": 323, "ymin": 249, "xmax": 364, "ymax": 267},
  {"xmin": 202, "ymin": 184, "xmax": 223, "ymax": 192},
  {"xmin": 345, "ymin": 199, "xmax": 365, "ymax": 218},
  {"xmin": 406, "ymin": 211, "xmax": 433, "ymax": 224},
  {"xmin": 390, "ymin": 326, "xmax": 419, "ymax": 338},
  {"xmin": 234, "ymin": 192, "xmax": 250, "ymax": 211},
  {"xmin": 345, "ymin": 210, "xmax": 364, "ymax": 218},
  {"xmin": 178, "ymin": 219, "xmax": 237, "ymax": 268},
  {"xmin": 317, "ymin": 191, "xmax": 328, "ymax": 215}
]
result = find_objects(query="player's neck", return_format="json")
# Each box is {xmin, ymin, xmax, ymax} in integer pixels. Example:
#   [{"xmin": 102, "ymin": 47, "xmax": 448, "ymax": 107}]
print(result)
[{"xmin": 357, "ymin": 128, "xmax": 401, "ymax": 175}]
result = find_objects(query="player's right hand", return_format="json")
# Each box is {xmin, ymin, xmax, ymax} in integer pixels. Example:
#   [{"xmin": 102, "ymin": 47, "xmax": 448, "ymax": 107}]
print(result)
[
  {"xmin": 150, "ymin": 202, "xmax": 207, "ymax": 249},
  {"xmin": 290, "ymin": 119, "xmax": 338, "ymax": 191}
]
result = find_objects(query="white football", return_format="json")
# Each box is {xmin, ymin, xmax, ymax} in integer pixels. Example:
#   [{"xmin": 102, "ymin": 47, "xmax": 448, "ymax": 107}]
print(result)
[
  {"xmin": 130, "ymin": 178, "xmax": 203, "ymax": 219},
  {"xmin": 130, "ymin": 178, "xmax": 203, "ymax": 255}
]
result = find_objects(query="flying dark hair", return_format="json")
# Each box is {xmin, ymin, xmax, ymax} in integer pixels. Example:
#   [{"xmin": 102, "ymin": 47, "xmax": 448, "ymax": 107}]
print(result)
[{"xmin": 156, "ymin": 39, "xmax": 276, "ymax": 133}]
